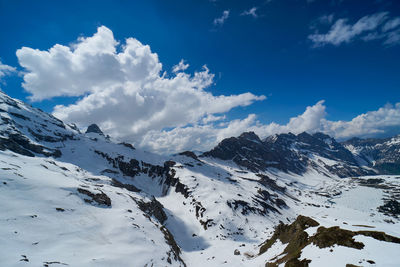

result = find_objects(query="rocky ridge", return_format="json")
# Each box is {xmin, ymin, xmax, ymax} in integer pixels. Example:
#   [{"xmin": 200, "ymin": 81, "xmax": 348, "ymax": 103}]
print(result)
[{"xmin": 203, "ymin": 131, "xmax": 379, "ymax": 177}]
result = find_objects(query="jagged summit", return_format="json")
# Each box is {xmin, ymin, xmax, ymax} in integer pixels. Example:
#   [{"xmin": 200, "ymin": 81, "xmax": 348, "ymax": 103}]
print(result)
[
  {"xmin": 238, "ymin": 131, "xmax": 262, "ymax": 142},
  {"xmin": 202, "ymin": 131, "xmax": 271, "ymax": 167},
  {"xmin": 85, "ymin": 123, "xmax": 104, "ymax": 135}
]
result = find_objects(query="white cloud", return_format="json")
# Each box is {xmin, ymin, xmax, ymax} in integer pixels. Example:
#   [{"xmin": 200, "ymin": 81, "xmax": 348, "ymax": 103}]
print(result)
[
  {"xmin": 382, "ymin": 17, "xmax": 400, "ymax": 32},
  {"xmin": 140, "ymin": 100, "xmax": 400, "ymax": 153},
  {"xmin": 172, "ymin": 59, "xmax": 189, "ymax": 73},
  {"xmin": 213, "ymin": 10, "xmax": 230, "ymax": 26},
  {"xmin": 251, "ymin": 100, "xmax": 327, "ymax": 137},
  {"xmin": 17, "ymin": 26, "xmax": 161, "ymax": 101},
  {"xmin": 241, "ymin": 7, "xmax": 258, "ymax": 18},
  {"xmin": 139, "ymin": 100, "xmax": 400, "ymax": 154},
  {"xmin": 51, "ymin": 74, "xmax": 264, "ymax": 140},
  {"xmin": 250, "ymin": 101, "xmax": 400, "ymax": 140},
  {"xmin": 254, "ymin": 101, "xmax": 400, "ymax": 140},
  {"xmin": 322, "ymin": 103, "xmax": 400, "ymax": 139},
  {"xmin": 140, "ymin": 114, "xmax": 258, "ymax": 155},
  {"xmin": 15, "ymin": 26, "xmax": 400, "ymax": 155},
  {"xmin": 384, "ymin": 29, "xmax": 400, "ymax": 46},
  {"xmin": 202, "ymin": 114, "xmax": 226, "ymax": 124},
  {"xmin": 0, "ymin": 61, "xmax": 16, "ymax": 80},
  {"xmin": 309, "ymin": 12, "xmax": 400, "ymax": 47},
  {"xmin": 16, "ymin": 26, "xmax": 265, "ymax": 153}
]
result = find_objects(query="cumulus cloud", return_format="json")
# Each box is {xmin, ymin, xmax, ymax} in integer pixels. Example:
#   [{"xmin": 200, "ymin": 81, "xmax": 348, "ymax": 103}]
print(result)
[
  {"xmin": 16, "ymin": 25, "xmax": 265, "ymax": 153},
  {"xmin": 241, "ymin": 7, "xmax": 258, "ymax": 18},
  {"xmin": 140, "ymin": 114, "xmax": 258, "ymax": 155},
  {"xmin": 252, "ymin": 100, "xmax": 327, "ymax": 136},
  {"xmin": 140, "ymin": 101, "xmax": 400, "ymax": 154},
  {"xmin": 250, "ymin": 101, "xmax": 400, "ymax": 140},
  {"xmin": 253, "ymin": 101, "xmax": 400, "ymax": 140},
  {"xmin": 17, "ymin": 26, "xmax": 160, "ymax": 101},
  {"xmin": 0, "ymin": 61, "xmax": 16, "ymax": 80},
  {"xmin": 213, "ymin": 10, "xmax": 230, "ymax": 26},
  {"xmin": 322, "ymin": 103, "xmax": 400, "ymax": 139},
  {"xmin": 309, "ymin": 12, "xmax": 400, "ymax": 47}
]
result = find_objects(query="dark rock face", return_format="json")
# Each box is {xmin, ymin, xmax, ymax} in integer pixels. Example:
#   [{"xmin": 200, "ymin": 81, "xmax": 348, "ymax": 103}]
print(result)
[
  {"xmin": 0, "ymin": 92, "xmax": 78, "ymax": 157},
  {"xmin": 256, "ymin": 174, "xmax": 286, "ymax": 193},
  {"xmin": 137, "ymin": 197, "xmax": 168, "ymax": 224},
  {"xmin": 312, "ymin": 226, "xmax": 365, "ymax": 249},
  {"xmin": 77, "ymin": 188, "xmax": 111, "ymax": 207},
  {"xmin": 178, "ymin": 151, "xmax": 199, "ymax": 161},
  {"xmin": 0, "ymin": 134, "xmax": 62, "ymax": 158},
  {"xmin": 378, "ymin": 199, "xmax": 400, "ymax": 218},
  {"xmin": 119, "ymin": 142, "xmax": 135, "ymax": 150},
  {"xmin": 160, "ymin": 226, "xmax": 186, "ymax": 266},
  {"xmin": 111, "ymin": 179, "xmax": 141, "ymax": 193},
  {"xmin": 260, "ymin": 215, "xmax": 319, "ymax": 266},
  {"xmin": 85, "ymin": 124, "xmax": 104, "ymax": 135},
  {"xmin": 94, "ymin": 149, "xmax": 189, "ymax": 199},
  {"xmin": 203, "ymin": 131, "xmax": 376, "ymax": 177},
  {"xmin": 202, "ymin": 132, "xmax": 279, "ymax": 172}
]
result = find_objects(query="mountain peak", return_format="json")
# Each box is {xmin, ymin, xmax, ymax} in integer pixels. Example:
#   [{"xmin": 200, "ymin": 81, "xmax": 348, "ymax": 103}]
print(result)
[
  {"xmin": 85, "ymin": 124, "xmax": 104, "ymax": 135},
  {"xmin": 238, "ymin": 131, "xmax": 262, "ymax": 143}
]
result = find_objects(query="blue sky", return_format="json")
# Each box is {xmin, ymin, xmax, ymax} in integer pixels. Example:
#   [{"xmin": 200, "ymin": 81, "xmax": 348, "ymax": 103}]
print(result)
[{"xmin": 0, "ymin": 0, "xmax": 400, "ymax": 153}]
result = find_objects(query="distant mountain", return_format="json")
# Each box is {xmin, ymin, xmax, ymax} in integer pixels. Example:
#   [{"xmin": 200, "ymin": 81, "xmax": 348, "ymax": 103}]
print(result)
[
  {"xmin": 342, "ymin": 135, "xmax": 400, "ymax": 174},
  {"xmin": 202, "ymin": 131, "xmax": 383, "ymax": 177}
]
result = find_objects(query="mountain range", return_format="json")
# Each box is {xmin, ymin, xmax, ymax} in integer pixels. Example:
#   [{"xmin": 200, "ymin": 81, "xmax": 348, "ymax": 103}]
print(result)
[{"xmin": 0, "ymin": 91, "xmax": 399, "ymax": 267}]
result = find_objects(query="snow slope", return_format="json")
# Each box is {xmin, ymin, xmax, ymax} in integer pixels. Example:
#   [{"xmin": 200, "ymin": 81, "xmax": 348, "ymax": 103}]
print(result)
[
  {"xmin": 0, "ymin": 150, "xmax": 184, "ymax": 266},
  {"xmin": 0, "ymin": 91, "xmax": 400, "ymax": 266}
]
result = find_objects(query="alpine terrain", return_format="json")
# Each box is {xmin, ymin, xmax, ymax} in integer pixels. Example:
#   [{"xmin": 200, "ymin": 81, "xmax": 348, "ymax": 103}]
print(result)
[{"xmin": 1, "ymin": 91, "xmax": 400, "ymax": 267}]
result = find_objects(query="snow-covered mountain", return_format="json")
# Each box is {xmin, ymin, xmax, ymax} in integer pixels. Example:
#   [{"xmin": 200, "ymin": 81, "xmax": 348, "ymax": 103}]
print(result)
[
  {"xmin": 203, "ymin": 131, "xmax": 378, "ymax": 177},
  {"xmin": 0, "ymin": 91, "xmax": 399, "ymax": 267},
  {"xmin": 342, "ymin": 135, "xmax": 400, "ymax": 174}
]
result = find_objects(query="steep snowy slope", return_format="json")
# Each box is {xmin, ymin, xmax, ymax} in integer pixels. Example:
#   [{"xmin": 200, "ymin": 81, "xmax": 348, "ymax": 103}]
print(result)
[
  {"xmin": 0, "ymin": 150, "xmax": 184, "ymax": 266},
  {"xmin": 0, "ymin": 91, "xmax": 187, "ymax": 266},
  {"xmin": 0, "ymin": 91, "xmax": 400, "ymax": 267},
  {"xmin": 157, "ymin": 154, "xmax": 400, "ymax": 266}
]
